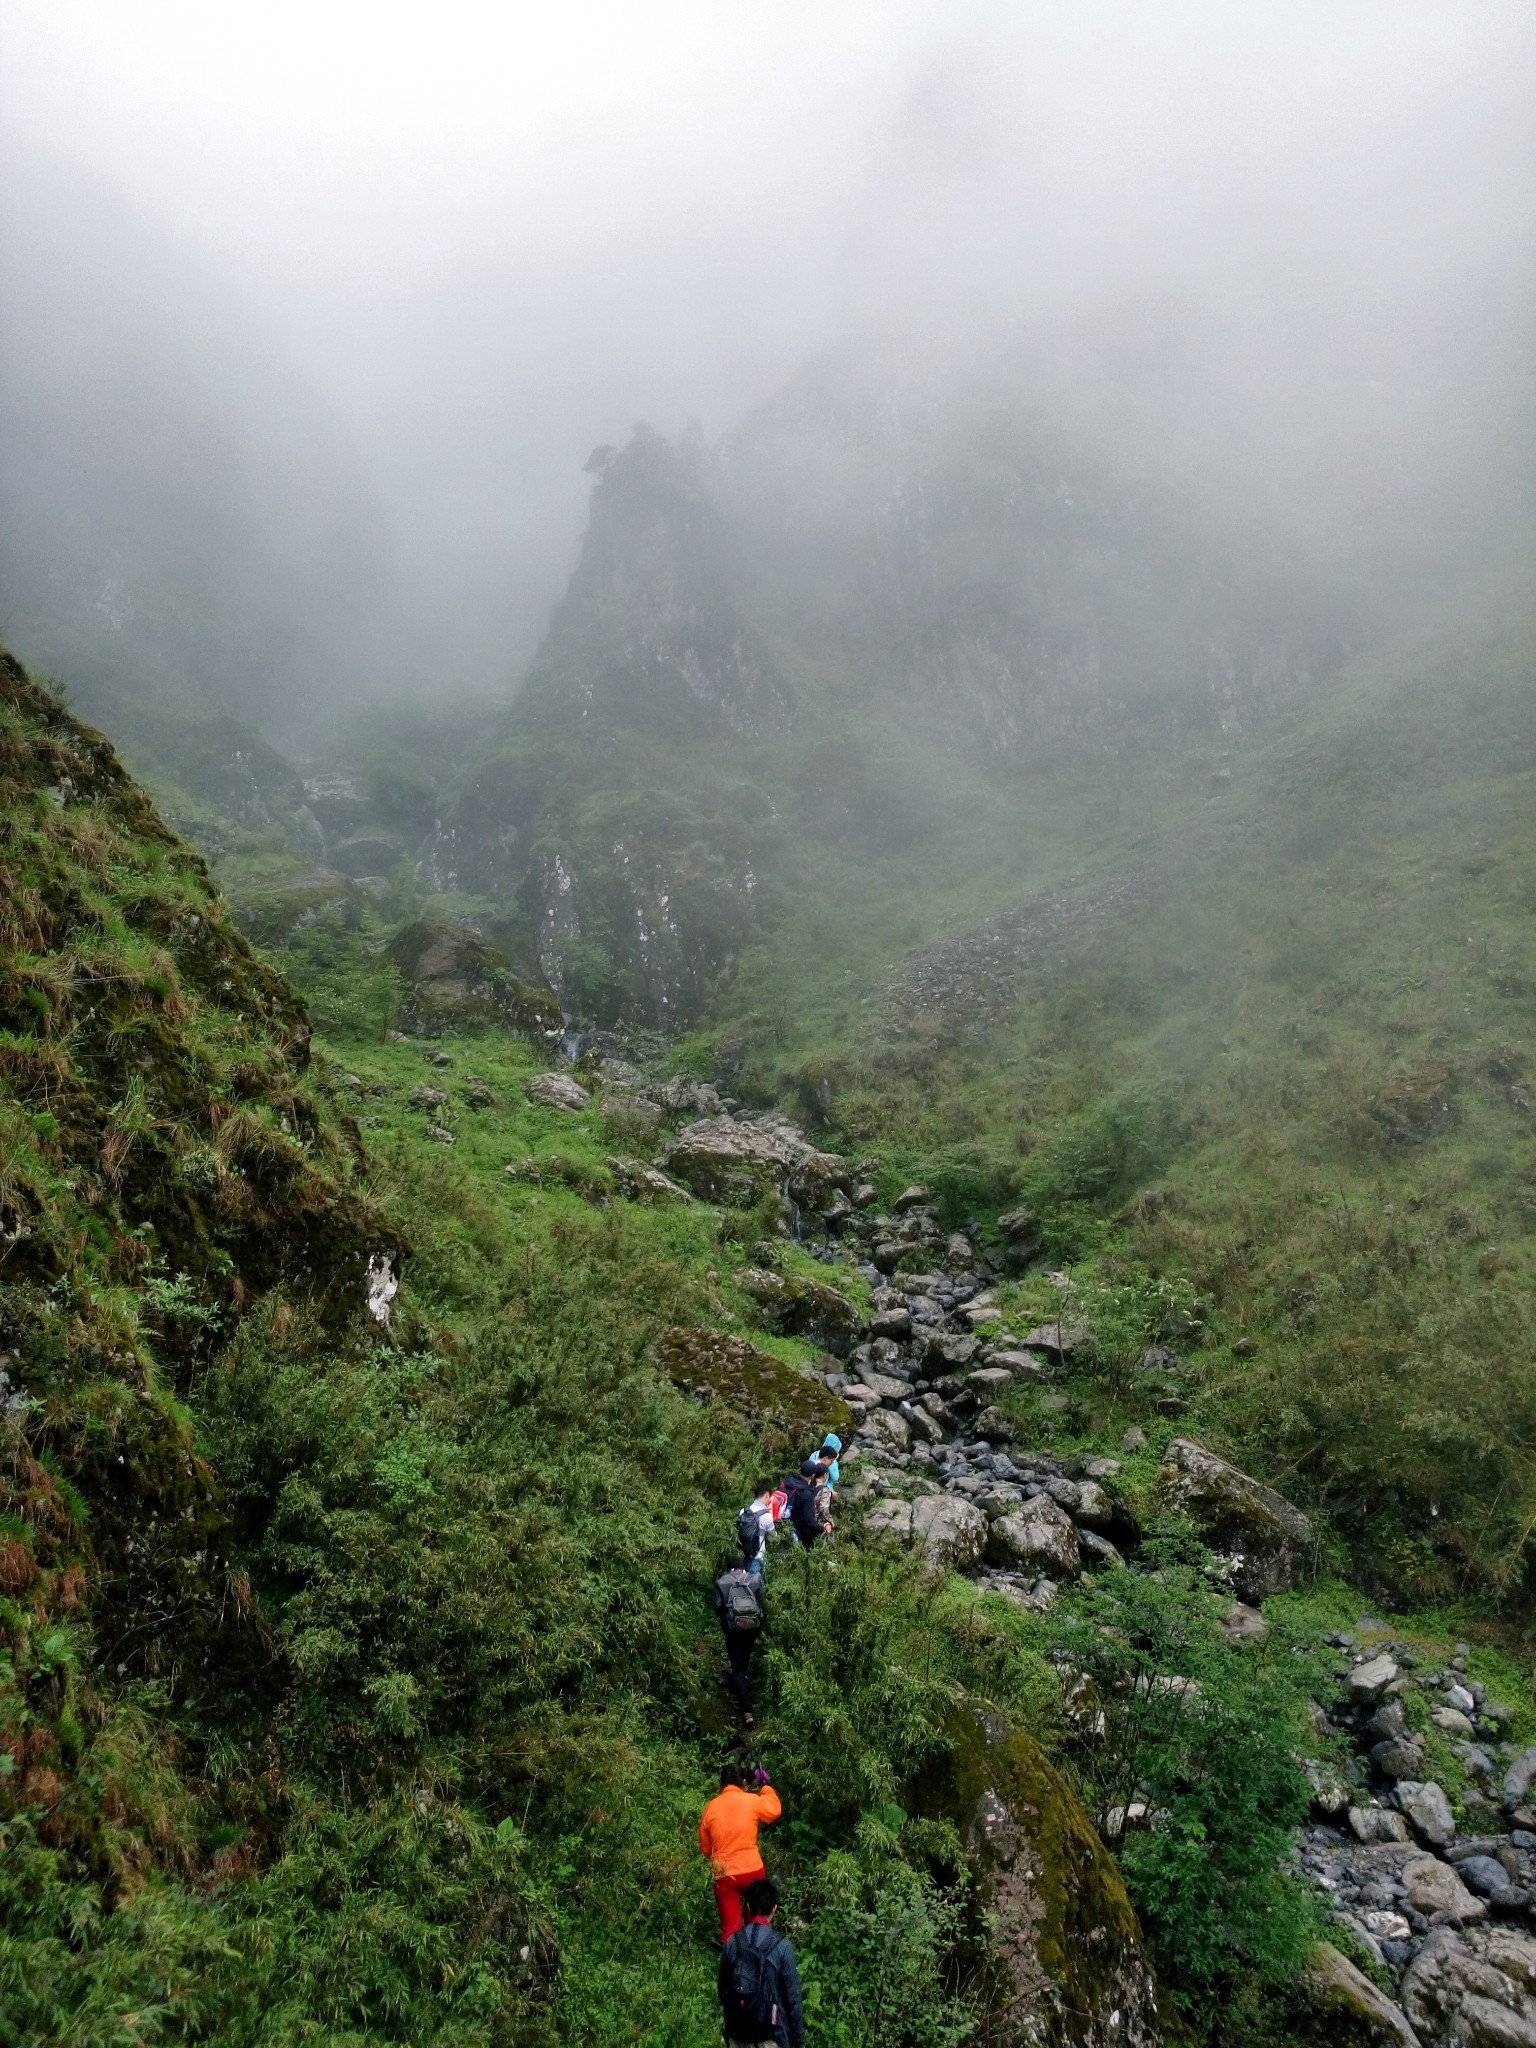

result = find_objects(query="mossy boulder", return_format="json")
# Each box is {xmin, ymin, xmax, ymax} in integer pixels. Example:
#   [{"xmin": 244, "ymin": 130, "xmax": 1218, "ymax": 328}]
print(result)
[
  {"xmin": 1369, "ymin": 1062, "xmax": 1456, "ymax": 1144},
  {"xmin": 913, "ymin": 1698, "xmax": 1165, "ymax": 2046},
  {"xmin": 655, "ymin": 1326, "xmax": 850, "ymax": 1440},
  {"xmin": 229, "ymin": 865, "xmax": 366, "ymax": 945},
  {"xmin": 736, "ymin": 1265, "xmax": 863, "ymax": 1356},
  {"xmin": 1159, "ymin": 1437, "xmax": 1314, "ymax": 1601},
  {"xmin": 385, "ymin": 917, "xmax": 563, "ymax": 1038}
]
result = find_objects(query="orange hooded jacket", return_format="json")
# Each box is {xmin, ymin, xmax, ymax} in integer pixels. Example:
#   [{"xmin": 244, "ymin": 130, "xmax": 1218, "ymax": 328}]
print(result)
[{"xmin": 697, "ymin": 1781, "xmax": 782, "ymax": 1877}]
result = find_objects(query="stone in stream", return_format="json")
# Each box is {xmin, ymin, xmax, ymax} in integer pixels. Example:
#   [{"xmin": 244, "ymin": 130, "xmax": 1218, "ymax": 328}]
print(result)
[
  {"xmin": 869, "ymin": 1306, "xmax": 913, "ymax": 1340},
  {"xmin": 1394, "ymin": 1781, "xmax": 1456, "ymax": 1848},
  {"xmin": 1159, "ymin": 1437, "xmax": 1314, "ymax": 1601},
  {"xmin": 923, "ymin": 1330, "xmax": 981, "ymax": 1369},
  {"xmin": 525, "ymin": 1071, "xmax": 591, "ymax": 1111}
]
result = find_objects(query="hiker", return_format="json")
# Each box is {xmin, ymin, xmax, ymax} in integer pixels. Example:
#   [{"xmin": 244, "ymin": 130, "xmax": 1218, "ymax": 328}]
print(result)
[
  {"xmin": 717, "ymin": 1875, "xmax": 805, "ymax": 2048},
  {"xmin": 780, "ymin": 1461, "xmax": 825, "ymax": 1548},
  {"xmin": 809, "ymin": 1452, "xmax": 835, "ymax": 1539},
  {"xmin": 699, "ymin": 1761, "xmax": 782, "ymax": 1942},
  {"xmin": 713, "ymin": 1553, "xmax": 766, "ymax": 1726},
  {"xmin": 737, "ymin": 1482, "xmax": 787, "ymax": 1579},
  {"xmin": 818, "ymin": 1432, "xmax": 842, "ymax": 1494}
]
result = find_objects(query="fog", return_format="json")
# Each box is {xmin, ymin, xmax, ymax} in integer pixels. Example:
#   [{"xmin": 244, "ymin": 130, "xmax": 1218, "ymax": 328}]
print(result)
[{"xmin": 1, "ymin": 1, "xmax": 1532, "ymax": 738}]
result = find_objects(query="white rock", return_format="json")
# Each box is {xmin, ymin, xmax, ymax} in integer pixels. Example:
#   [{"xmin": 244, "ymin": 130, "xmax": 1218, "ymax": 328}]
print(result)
[
  {"xmin": 1395, "ymin": 1780, "xmax": 1457, "ymax": 1848},
  {"xmin": 910, "ymin": 1495, "xmax": 988, "ymax": 1572}
]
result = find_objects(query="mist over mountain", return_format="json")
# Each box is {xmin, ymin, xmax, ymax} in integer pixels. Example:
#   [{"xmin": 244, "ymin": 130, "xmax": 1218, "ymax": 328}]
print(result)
[{"xmin": 0, "ymin": 150, "xmax": 411, "ymax": 753}]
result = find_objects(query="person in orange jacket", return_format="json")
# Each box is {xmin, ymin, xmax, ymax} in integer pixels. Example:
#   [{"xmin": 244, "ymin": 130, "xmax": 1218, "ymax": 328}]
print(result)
[{"xmin": 698, "ymin": 1760, "xmax": 782, "ymax": 1943}]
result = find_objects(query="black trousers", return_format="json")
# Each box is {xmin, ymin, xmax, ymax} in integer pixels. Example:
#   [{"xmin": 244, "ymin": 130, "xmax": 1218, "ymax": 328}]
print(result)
[{"xmin": 723, "ymin": 1628, "xmax": 757, "ymax": 1713}]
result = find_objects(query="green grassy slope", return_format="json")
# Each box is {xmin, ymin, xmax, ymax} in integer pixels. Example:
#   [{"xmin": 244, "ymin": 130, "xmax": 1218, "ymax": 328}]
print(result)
[{"xmin": 698, "ymin": 553, "xmax": 1536, "ymax": 1600}]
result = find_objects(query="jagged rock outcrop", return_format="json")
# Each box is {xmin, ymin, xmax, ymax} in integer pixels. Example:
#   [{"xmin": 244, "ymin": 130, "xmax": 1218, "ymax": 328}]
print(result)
[{"xmin": 386, "ymin": 917, "xmax": 563, "ymax": 1039}]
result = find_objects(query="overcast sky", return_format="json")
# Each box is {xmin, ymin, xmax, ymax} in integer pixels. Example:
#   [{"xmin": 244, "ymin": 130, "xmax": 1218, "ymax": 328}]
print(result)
[{"xmin": 2, "ymin": 2, "xmax": 1532, "ymax": 689}]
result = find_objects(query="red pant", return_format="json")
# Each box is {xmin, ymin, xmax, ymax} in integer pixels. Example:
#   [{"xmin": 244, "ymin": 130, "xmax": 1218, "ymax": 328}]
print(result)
[{"xmin": 713, "ymin": 1863, "xmax": 766, "ymax": 1942}]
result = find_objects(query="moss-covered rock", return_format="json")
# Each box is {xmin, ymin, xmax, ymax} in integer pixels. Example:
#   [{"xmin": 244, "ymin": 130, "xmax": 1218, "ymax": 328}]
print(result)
[
  {"xmin": 385, "ymin": 916, "xmax": 563, "ymax": 1039},
  {"xmin": 913, "ymin": 1698, "xmax": 1166, "ymax": 2046},
  {"xmin": 654, "ymin": 1325, "xmax": 850, "ymax": 1440},
  {"xmin": 1159, "ymin": 1437, "xmax": 1314, "ymax": 1601},
  {"xmin": 736, "ymin": 1264, "xmax": 863, "ymax": 1355}
]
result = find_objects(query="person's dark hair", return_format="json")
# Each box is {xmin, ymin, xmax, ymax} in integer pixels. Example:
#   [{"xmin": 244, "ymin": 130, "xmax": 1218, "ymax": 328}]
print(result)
[
  {"xmin": 742, "ymin": 1876, "xmax": 779, "ymax": 1920},
  {"xmin": 720, "ymin": 1761, "xmax": 746, "ymax": 1789},
  {"xmin": 720, "ymin": 1554, "xmax": 745, "ymax": 1578}
]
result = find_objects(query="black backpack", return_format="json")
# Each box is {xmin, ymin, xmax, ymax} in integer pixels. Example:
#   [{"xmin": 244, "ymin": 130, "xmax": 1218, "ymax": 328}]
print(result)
[
  {"xmin": 717, "ymin": 1570, "xmax": 762, "ymax": 1634},
  {"xmin": 782, "ymin": 1474, "xmax": 821, "ymax": 1545},
  {"xmin": 721, "ymin": 1926, "xmax": 784, "ymax": 2038},
  {"xmin": 736, "ymin": 1504, "xmax": 764, "ymax": 1560}
]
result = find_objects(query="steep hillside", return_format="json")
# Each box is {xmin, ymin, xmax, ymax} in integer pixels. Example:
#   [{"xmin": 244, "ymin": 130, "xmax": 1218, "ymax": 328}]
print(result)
[
  {"xmin": 17, "ymin": 646, "xmax": 1493, "ymax": 2048},
  {"xmin": 693, "ymin": 547, "xmax": 1536, "ymax": 1602}
]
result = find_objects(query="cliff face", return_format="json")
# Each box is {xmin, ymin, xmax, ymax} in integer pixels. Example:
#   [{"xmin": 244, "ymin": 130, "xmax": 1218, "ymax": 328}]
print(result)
[{"xmin": 435, "ymin": 355, "xmax": 1355, "ymax": 1024}]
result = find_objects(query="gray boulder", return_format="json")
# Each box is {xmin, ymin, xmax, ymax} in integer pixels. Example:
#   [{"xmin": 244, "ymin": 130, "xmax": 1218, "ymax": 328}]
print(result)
[
  {"xmin": 1159, "ymin": 1437, "xmax": 1314, "ymax": 1600},
  {"xmin": 1395, "ymin": 1781, "xmax": 1457, "ymax": 1848},
  {"xmin": 987, "ymin": 1496, "xmax": 1082, "ymax": 1579},
  {"xmin": 1504, "ymin": 1748, "xmax": 1536, "ymax": 1810},
  {"xmin": 661, "ymin": 1116, "xmax": 794, "ymax": 1203},
  {"xmin": 1303, "ymin": 1943, "xmax": 1422, "ymax": 2047},
  {"xmin": 1347, "ymin": 1654, "xmax": 1401, "ymax": 1705},
  {"xmin": 1351, "ymin": 1807, "xmax": 1412, "ymax": 1844},
  {"xmin": 862, "ymin": 1498, "xmax": 914, "ymax": 1545},
  {"xmin": 1401, "ymin": 1926, "xmax": 1536, "ymax": 2045},
  {"xmin": 911, "ymin": 1495, "xmax": 988, "ymax": 1572},
  {"xmin": 1402, "ymin": 1854, "xmax": 1486, "ymax": 1923},
  {"xmin": 526, "ymin": 1071, "xmax": 592, "ymax": 1112}
]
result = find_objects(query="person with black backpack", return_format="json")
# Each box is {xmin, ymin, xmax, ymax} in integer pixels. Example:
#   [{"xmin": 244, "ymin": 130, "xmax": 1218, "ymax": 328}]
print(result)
[
  {"xmin": 718, "ymin": 1876, "xmax": 805, "ymax": 2048},
  {"xmin": 780, "ymin": 1461, "xmax": 826, "ymax": 1548},
  {"xmin": 736, "ymin": 1482, "xmax": 786, "ymax": 1579},
  {"xmin": 713, "ymin": 1554, "xmax": 766, "ymax": 1726}
]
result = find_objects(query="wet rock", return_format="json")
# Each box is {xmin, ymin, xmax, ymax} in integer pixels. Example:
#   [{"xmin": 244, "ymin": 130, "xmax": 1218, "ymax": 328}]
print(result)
[
  {"xmin": 911, "ymin": 1495, "xmax": 988, "ymax": 1572},
  {"xmin": 1303, "ymin": 1943, "xmax": 1422, "ymax": 2046},
  {"xmin": 1401, "ymin": 1925, "xmax": 1536, "ymax": 2043},
  {"xmin": 1396, "ymin": 1782, "xmax": 1457, "ymax": 1848},
  {"xmin": 987, "ymin": 1496, "xmax": 1082, "ymax": 1579},
  {"xmin": 526, "ymin": 1071, "xmax": 591, "ymax": 1112},
  {"xmin": 1159, "ymin": 1437, "xmax": 1314, "ymax": 1601}
]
